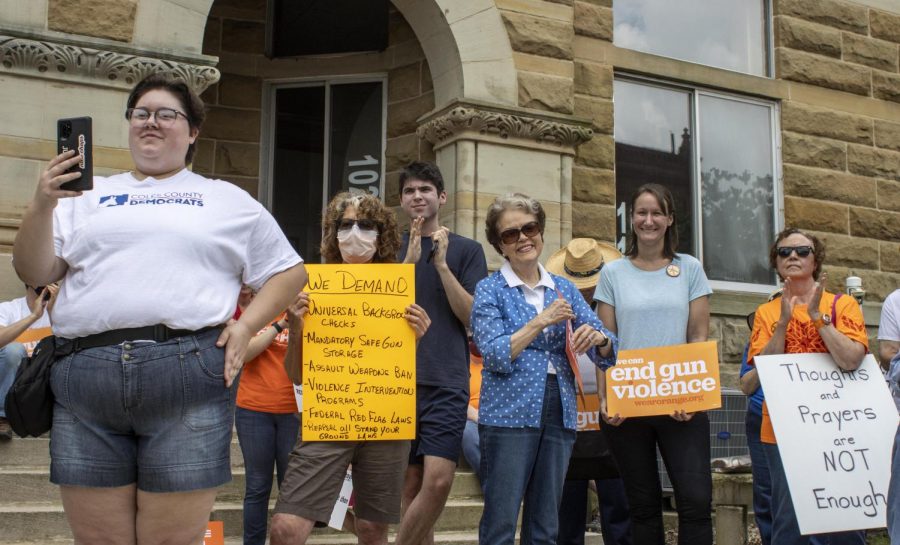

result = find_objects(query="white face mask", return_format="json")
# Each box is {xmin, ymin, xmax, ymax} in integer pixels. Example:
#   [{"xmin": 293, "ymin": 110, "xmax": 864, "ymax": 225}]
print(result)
[{"xmin": 337, "ymin": 224, "xmax": 378, "ymax": 263}]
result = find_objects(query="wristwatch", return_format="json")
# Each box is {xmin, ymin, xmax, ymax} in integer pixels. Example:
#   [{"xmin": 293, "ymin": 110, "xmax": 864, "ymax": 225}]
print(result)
[
  {"xmin": 271, "ymin": 321, "xmax": 284, "ymax": 333},
  {"xmin": 598, "ymin": 334, "xmax": 610, "ymax": 348},
  {"xmin": 812, "ymin": 313, "xmax": 831, "ymax": 330}
]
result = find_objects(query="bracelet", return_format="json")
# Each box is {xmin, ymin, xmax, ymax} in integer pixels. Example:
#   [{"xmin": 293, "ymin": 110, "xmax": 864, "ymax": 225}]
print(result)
[
  {"xmin": 271, "ymin": 322, "xmax": 284, "ymax": 334},
  {"xmin": 598, "ymin": 334, "xmax": 610, "ymax": 348}
]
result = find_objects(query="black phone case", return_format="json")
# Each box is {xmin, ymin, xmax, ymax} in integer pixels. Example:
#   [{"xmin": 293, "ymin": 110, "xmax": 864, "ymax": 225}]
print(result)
[{"xmin": 57, "ymin": 117, "xmax": 93, "ymax": 191}]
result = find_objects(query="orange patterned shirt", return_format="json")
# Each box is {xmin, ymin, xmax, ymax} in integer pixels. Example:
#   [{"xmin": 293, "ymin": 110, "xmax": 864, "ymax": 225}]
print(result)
[{"xmin": 748, "ymin": 291, "xmax": 868, "ymax": 444}]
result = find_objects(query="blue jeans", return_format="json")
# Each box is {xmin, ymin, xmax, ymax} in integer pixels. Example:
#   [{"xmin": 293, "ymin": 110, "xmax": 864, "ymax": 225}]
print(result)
[
  {"xmin": 888, "ymin": 423, "xmax": 900, "ymax": 544},
  {"xmin": 479, "ymin": 378, "xmax": 576, "ymax": 545},
  {"xmin": 0, "ymin": 343, "xmax": 26, "ymax": 418},
  {"xmin": 603, "ymin": 413, "xmax": 712, "ymax": 545},
  {"xmin": 557, "ymin": 478, "xmax": 632, "ymax": 545},
  {"xmin": 746, "ymin": 410, "xmax": 772, "ymax": 545},
  {"xmin": 235, "ymin": 407, "xmax": 300, "ymax": 545},
  {"xmin": 764, "ymin": 443, "xmax": 866, "ymax": 545},
  {"xmin": 462, "ymin": 419, "xmax": 482, "ymax": 487}
]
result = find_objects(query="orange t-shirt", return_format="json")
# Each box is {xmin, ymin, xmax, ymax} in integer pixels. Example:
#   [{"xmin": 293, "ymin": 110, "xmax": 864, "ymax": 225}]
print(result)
[
  {"xmin": 236, "ymin": 314, "xmax": 297, "ymax": 414},
  {"xmin": 748, "ymin": 292, "xmax": 868, "ymax": 444},
  {"xmin": 469, "ymin": 354, "xmax": 483, "ymax": 411}
]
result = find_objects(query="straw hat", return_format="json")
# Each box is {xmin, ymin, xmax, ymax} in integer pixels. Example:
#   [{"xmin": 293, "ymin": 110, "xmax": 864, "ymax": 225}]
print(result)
[{"xmin": 545, "ymin": 238, "xmax": 622, "ymax": 290}]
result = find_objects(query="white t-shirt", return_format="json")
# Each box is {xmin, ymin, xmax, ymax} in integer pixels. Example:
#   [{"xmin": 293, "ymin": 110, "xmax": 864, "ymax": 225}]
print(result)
[
  {"xmin": 878, "ymin": 289, "xmax": 900, "ymax": 342},
  {"xmin": 51, "ymin": 169, "xmax": 302, "ymax": 338},
  {"xmin": 0, "ymin": 297, "xmax": 51, "ymax": 329}
]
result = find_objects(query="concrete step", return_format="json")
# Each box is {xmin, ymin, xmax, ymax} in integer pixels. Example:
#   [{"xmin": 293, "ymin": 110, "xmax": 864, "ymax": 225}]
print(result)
[
  {"xmin": 0, "ymin": 497, "xmax": 490, "ymax": 542},
  {"xmin": 0, "ymin": 530, "xmax": 603, "ymax": 545},
  {"xmin": 0, "ymin": 467, "xmax": 482, "ymax": 504},
  {"xmin": 0, "ymin": 438, "xmax": 484, "ymax": 498}
]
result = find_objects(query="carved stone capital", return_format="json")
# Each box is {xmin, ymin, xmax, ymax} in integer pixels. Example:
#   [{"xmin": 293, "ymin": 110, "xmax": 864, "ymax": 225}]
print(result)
[
  {"xmin": 0, "ymin": 34, "xmax": 219, "ymax": 93},
  {"xmin": 417, "ymin": 100, "xmax": 593, "ymax": 153}
]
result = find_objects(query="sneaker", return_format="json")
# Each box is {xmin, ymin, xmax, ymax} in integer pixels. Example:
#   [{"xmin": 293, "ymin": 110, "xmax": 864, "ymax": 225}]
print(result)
[
  {"xmin": 586, "ymin": 511, "xmax": 603, "ymax": 533},
  {"xmin": 0, "ymin": 417, "xmax": 13, "ymax": 440}
]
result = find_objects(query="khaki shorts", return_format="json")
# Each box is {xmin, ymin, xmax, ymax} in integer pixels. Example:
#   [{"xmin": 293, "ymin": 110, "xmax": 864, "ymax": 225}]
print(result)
[{"xmin": 274, "ymin": 436, "xmax": 410, "ymax": 524}]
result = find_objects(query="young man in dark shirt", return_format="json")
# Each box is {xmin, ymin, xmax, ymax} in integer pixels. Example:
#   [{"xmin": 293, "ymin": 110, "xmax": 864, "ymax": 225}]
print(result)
[{"xmin": 396, "ymin": 162, "xmax": 487, "ymax": 545}]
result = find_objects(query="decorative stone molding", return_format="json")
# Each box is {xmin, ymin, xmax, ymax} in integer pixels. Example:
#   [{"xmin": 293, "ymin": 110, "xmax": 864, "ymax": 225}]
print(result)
[
  {"xmin": 417, "ymin": 100, "xmax": 593, "ymax": 153},
  {"xmin": 0, "ymin": 34, "xmax": 219, "ymax": 93}
]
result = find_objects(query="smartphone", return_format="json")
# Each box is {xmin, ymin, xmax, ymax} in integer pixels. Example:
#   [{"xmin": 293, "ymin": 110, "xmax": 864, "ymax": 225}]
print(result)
[{"xmin": 57, "ymin": 117, "xmax": 93, "ymax": 191}]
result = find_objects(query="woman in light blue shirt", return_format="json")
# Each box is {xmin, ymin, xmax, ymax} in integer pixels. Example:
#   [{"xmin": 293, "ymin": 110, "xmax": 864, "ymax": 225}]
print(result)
[
  {"xmin": 595, "ymin": 183, "xmax": 712, "ymax": 545},
  {"xmin": 471, "ymin": 193, "xmax": 617, "ymax": 545}
]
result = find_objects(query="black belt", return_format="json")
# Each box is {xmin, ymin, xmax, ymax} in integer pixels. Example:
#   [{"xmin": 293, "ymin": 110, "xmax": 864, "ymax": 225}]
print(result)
[{"xmin": 64, "ymin": 324, "xmax": 224, "ymax": 352}]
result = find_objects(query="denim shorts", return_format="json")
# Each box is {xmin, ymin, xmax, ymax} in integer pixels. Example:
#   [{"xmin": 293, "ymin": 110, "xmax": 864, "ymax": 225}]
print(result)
[{"xmin": 49, "ymin": 328, "xmax": 235, "ymax": 492}]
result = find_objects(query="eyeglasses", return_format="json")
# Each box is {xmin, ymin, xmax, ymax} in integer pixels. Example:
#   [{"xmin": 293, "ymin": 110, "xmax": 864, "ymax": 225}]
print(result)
[
  {"xmin": 776, "ymin": 246, "xmax": 814, "ymax": 258},
  {"xmin": 337, "ymin": 218, "xmax": 378, "ymax": 231},
  {"xmin": 499, "ymin": 221, "xmax": 542, "ymax": 245},
  {"xmin": 126, "ymin": 107, "xmax": 189, "ymax": 126}
]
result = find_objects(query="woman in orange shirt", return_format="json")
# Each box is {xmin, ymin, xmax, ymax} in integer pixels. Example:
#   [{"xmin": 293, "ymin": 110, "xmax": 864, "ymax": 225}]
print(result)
[
  {"xmin": 235, "ymin": 309, "xmax": 299, "ymax": 545},
  {"xmin": 747, "ymin": 228, "xmax": 868, "ymax": 545},
  {"xmin": 461, "ymin": 341, "xmax": 483, "ymax": 486}
]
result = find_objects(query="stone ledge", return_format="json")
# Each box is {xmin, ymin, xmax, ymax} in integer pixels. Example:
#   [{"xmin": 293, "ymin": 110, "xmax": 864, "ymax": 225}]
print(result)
[
  {"xmin": 0, "ymin": 29, "xmax": 219, "ymax": 93},
  {"xmin": 416, "ymin": 99, "xmax": 593, "ymax": 153},
  {"xmin": 574, "ymin": 35, "xmax": 900, "ymax": 122}
]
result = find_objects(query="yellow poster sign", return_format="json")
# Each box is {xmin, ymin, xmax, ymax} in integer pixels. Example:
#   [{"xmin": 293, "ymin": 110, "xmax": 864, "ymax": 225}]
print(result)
[
  {"xmin": 301, "ymin": 264, "xmax": 416, "ymax": 441},
  {"xmin": 606, "ymin": 341, "xmax": 721, "ymax": 417}
]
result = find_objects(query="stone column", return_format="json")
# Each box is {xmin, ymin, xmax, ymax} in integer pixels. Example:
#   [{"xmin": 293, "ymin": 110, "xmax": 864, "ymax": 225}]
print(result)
[{"xmin": 417, "ymin": 100, "xmax": 592, "ymax": 270}]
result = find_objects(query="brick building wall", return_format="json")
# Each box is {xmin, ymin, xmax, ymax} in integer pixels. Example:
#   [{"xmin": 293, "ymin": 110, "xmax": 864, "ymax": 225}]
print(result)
[{"xmin": 776, "ymin": 1, "xmax": 900, "ymax": 302}]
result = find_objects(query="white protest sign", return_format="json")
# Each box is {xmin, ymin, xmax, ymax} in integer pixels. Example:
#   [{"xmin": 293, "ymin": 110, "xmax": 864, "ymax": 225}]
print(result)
[
  {"xmin": 756, "ymin": 353, "xmax": 899, "ymax": 534},
  {"xmin": 293, "ymin": 384, "xmax": 354, "ymax": 530}
]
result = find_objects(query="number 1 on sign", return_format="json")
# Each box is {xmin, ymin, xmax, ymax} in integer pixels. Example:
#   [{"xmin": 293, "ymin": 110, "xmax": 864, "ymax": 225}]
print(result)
[{"xmin": 348, "ymin": 155, "xmax": 378, "ymax": 167}]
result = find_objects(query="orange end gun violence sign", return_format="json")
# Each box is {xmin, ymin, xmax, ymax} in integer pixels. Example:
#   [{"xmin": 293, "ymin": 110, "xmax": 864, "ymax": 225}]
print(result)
[{"xmin": 605, "ymin": 341, "xmax": 721, "ymax": 417}]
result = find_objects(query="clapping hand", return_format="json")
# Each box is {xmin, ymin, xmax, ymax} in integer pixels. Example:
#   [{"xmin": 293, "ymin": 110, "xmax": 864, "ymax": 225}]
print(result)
[{"xmin": 403, "ymin": 217, "xmax": 424, "ymax": 264}]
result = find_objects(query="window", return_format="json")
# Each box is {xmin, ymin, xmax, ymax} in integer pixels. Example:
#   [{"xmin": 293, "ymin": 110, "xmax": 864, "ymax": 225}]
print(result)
[
  {"xmin": 613, "ymin": 0, "xmax": 771, "ymax": 77},
  {"xmin": 614, "ymin": 77, "xmax": 779, "ymax": 289},
  {"xmin": 266, "ymin": 0, "xmax": 389, "ymax": 57},
  {"xmin": 262, "ymin": 78, "xmax": 386, "ymax": 262}
]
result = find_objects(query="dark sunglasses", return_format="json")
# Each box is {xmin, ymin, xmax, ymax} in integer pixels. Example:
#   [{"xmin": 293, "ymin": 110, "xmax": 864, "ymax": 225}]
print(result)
[
  {"xmin": 776, "ymin": 245, "xmax": 814, "ymax": 258},
  {"xmin": 337, "ymin": 218, "xmax": 378, "ymax": 231},
  {"xmin": 499, "ymin": 221, "xmax": 542, "ymax": 245}
]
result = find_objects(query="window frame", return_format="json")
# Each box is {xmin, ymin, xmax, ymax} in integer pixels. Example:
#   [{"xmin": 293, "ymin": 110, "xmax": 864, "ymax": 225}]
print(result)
[
  {"xmin": 614, "ymin": 73, "xmax": 783, "ymax": 295},
  {"xmin": 259, "ymin": 74, "xmax": 389, "ymax": 216},
  {"xmin": 613, "ymin": 0, "xmax": 775, "ymax": 78}
]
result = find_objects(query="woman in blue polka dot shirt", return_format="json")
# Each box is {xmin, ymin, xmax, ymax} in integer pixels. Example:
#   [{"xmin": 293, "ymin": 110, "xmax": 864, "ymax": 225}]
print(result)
[{"xmin": 471, "ymin": 193, "xmax": 618, "ymax": 545}]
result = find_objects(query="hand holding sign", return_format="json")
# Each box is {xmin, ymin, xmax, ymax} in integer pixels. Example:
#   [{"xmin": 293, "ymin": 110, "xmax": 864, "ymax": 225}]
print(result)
[
  {"xmin": 670, "ymin": 409, "xmax": 695, "ymax": 422},
  {"xmin": 571, "ymin": 323, "xmax": 608, "ymax": 355},
  {"xmin": 404, "ymin": 303, "xmax": 430, "ymax": 339},
  {"xmin": 287, "ymin": 291, "xmax": 309, "ymax": 324},
  {"xmin": 600, "ymin": 395, "xmax": 627, "ymax": 426}
]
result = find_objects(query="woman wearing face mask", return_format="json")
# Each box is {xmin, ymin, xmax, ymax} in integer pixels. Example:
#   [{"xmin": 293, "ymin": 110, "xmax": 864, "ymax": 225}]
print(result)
[{"xmin": 270, "ymin": 192, "xmax": 431, "ymax": 545}]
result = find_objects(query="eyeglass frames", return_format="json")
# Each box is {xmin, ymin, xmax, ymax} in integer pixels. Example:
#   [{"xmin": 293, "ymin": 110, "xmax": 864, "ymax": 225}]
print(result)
[{"xmin": 125, "ymin": 107, "xmax": 189, "ymax": 126}]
